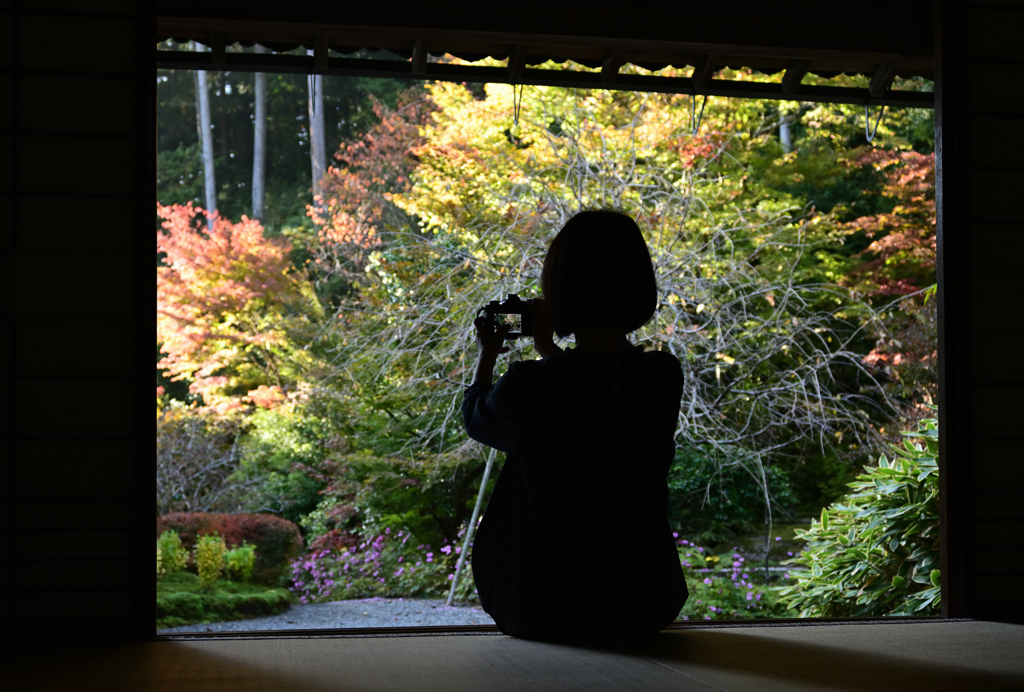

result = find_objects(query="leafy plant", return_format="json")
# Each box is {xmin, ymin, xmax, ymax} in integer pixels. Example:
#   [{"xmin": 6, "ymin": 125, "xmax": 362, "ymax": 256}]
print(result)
[
  {"xmin": 778, "ymin": 416, "xmax": 940, "ymax": 617},
  {"xmin": 156, "ymin": 202, "xmax": 321, "ymax": 406},
  {"xmin": 156, "ymin": 529, "xmax": 190, "ymax": 578},
  {"xmin": 290, "ymin": 528, "xmax": 476, "ymax": 604},
  {"xmin": 677, "ymin": 539, "xmax": 796, "ymax": 621},
  {"xmin": 668, "ymin": 447, "xmax": 795, "ymax": 544},
  {"xmin": 194, "ymin": 533, "xmax": 228, "ymax": 589},
  {"xmin": 157, "ymin": 512, "xmax": 304, "ymax": 585},
  {"xmin": 225, "ymin": 543, "xmax": 257, "ymax": 583},
  {"xmin": 156, "ymin": 406, "xmax": 246, "ymax": 515}
]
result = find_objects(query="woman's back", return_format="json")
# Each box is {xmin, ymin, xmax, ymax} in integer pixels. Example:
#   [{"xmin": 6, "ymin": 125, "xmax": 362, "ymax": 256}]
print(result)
[{"xmin": 463, "ymin": 346, "xmax": 687, "ymax": 638}]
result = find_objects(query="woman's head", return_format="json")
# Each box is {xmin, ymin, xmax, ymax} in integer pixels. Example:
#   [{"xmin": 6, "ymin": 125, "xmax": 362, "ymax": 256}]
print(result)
[{"xmin": 541, "ymin": 209, "xmax": 657, "ymax": 338}]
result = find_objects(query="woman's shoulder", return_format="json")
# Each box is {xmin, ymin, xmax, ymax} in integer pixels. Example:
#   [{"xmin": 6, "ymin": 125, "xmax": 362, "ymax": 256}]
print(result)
[{"xmin": 638, "ymin": 347, "xmax": 682, "ymax": 371}]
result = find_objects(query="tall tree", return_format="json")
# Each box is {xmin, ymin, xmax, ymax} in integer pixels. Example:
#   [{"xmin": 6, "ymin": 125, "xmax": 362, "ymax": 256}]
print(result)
[
  {"xmin": 193, "ymin": 42, "xmax": 217, "ymax": 227},
  {"xmin": 252, "ymin": 45, "xmax": 267, "ymax": 220},
  {"xmin": 307, "ymin": 51, "xmax": 327, "ymax": 204},
  {"xmin": 156, "ymin": 202, "xmax": 321, "ymax": 406}
]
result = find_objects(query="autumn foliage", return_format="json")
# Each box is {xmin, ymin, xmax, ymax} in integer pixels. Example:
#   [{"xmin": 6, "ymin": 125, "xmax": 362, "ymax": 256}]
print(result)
[
  {"xmin": 844, "ymin": 150, "xmax": 936, "ymax": 297},
  {"xmin": 157, "ymin": 512, "xmax": 304, "ymax": 585},
  {"xmin": 157, "ymin": 203, "xmax": 318, "ymax": 405},
  {"xmin": 311, "ymin": 94, "xmax": 435, "ymax": 266}
]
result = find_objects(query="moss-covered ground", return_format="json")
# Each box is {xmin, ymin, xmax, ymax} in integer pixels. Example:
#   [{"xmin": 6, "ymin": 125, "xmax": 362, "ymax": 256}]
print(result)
[{"xmin": 157, "ymin": 572, "xmax": 292, "ymax": 629}]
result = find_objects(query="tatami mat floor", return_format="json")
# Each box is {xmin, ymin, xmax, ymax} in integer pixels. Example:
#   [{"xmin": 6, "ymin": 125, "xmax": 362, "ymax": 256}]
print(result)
[{"xmin": 8, "ymin": 619, "xmax": 1024, "ymax": 691}]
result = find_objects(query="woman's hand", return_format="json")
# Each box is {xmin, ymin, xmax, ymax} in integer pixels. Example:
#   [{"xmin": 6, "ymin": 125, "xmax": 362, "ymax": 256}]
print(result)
[
  {"xmin": 471, "ymin": 316, "xmax": 509, "ymax": 385},
  {"xmin": 530, "ymin": 298, "xmax": 563, "ymax": 358},
  {"xmin": 474, "ymin": 316, "xmax": 510, "ymax": 357}
]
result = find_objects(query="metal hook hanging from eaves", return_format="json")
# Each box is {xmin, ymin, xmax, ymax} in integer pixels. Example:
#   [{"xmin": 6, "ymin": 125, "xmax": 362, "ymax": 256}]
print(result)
[
  {"xmin": 512, "ymin": 83, "xmax": 524, "ymax": 127},
  {"xmin": 692, "ymin": 93, "xmax": 708, "ymax": 135},
  {"xmin": 865, "ymin": 99, "xmax": 886, "ymax": 143}
]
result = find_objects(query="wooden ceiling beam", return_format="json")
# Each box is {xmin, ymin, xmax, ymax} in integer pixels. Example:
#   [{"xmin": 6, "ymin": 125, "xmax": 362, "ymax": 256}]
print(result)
[
  {"xmin": 781, "ymin": 60, "xmax": 810, "ymax": 94},
  {"xmin": 870, "ymin": 63, "xmax": 899, "ymax": 98},
  {"xmin": 601, "ymin": 50, "xmax": 625, "ymax": 85},
  {"xmin": 507, "ymin": 44, "xmax": 527, "ymax": 82},
  {"xmin": 314, "ymin": 34, "xmax": 329, "ymax": 72},
  {"xmin": 691, "ymin": 54, "xmax": 719, "ymax": 92},
  {"xmin": 155, "ymin": 50, "xmax": 933, "ymax": 109},
  {"xmin": 156, "ymin": 18, "xmax": 930, "ymax": 73},
  {"xmin": 411, "ymin": 39, "xmax": 427, "ymax": 75}
]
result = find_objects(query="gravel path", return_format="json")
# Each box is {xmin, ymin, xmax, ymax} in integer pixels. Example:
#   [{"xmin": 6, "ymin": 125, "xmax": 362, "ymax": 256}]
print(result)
[{"xmin": 157, "ymin": 598, "xmax": 495, "ymax": 634}]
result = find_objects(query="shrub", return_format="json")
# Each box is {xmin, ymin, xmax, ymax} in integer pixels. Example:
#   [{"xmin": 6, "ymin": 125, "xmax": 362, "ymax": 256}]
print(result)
[
  {"xmin": 194, "ymin": 533, "xmax": 227, "ymax": 589},
  {"xmin": 156, "ymin": 572, "xmax": 291, "ymax": 629},
  {"xmin": 668, "ymin": 447, "xmax": 795, "ymax": 545},
  {"xmin": 156, "ymin": 529, "xmax": 190, "ymax": 578},
  {"xmin": 676, "ymin": 538, "xmax": 796, "ymax": 621},
  {"xmin": 777, "ymin": 417, "xmax": 940, "ymax": 617},
  {"xmin": 157, "ymin": 406, "xmax": 244, "ymax": 516},
  {"xmin": 290, "ymin": 528, "xmax": 476, "ymax": 604},
  {"xmin": 225, "ymin": 543, "xmax": 257, "ymax": 583},
  {"xmin": 157, "ymin": 512, "xmax": 304, "ymax": 585}
]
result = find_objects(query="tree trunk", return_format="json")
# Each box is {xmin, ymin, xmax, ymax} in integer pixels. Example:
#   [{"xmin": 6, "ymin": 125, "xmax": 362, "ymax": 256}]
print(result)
[
  {"xmin": 193, "ymin": 43, "xmax": 217, "ymax": 228},
  {"xmin": 252, "ymin": 45, "xmax": 267, "ymax": 220},
  {"xmin": 306, "ymin": 51, "xmax": 327, "ymax": 205},
  {"xmin": 780, "ymin": 121, "xmax": 793, "ymax": 153}
]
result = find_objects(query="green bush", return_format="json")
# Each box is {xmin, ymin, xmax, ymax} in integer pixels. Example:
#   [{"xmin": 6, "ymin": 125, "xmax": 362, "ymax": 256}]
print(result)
[
  {"xmin": 156, "ymin": 572, "xmax": 292, "ymax": 629},
  {"xmin": 778, "ymin": 417, "xmax": 940, "ymax": 617},
  {"xmin": 668, "ymin": 447, "xmax": 795, "ymax": 545},
  {"xmin": 194, "ymin": 533, "xmax": 227, "ymax": 589},
  {"xmin": 156, "ymin": 530, "xmax": 189, "ymax": 578},
  {"xmin": 676, "ymin": 539, "xmax": 796, "ymax": 621},
  {"xmin": 157, "ymin": 512, "xmax": 303, "ymax": 585},
  {"xmin": 225, "ymin": 543, "xmax": 257, "ymax": 583}
]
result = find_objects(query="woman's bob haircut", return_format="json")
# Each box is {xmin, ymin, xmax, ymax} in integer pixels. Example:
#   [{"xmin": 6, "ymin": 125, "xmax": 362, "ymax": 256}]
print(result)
[{"xmin": 541, "ymin": 209, "xmax": 657, "ymax": 338}]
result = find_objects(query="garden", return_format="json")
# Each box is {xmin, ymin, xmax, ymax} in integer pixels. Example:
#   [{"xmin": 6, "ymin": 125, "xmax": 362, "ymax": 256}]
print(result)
[{"xmin": 156, "ymin": 50, "xmax": 938, "ymax": 630}]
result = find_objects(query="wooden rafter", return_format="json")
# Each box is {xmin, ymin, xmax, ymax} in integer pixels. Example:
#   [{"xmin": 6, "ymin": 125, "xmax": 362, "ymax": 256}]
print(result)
[{"xmin": 156, "ymin": 17, "xmax": 934, "ymax": 109}]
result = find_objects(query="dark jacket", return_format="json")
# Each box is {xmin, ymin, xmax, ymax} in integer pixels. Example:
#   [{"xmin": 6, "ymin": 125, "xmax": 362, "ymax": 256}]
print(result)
[{"xmin": 462, "ymin": 345, "xmax": 687, "ymax": 638}]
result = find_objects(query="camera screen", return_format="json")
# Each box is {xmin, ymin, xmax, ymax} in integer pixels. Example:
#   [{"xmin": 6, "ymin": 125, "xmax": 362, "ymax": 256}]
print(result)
[{"xmin": 494, "ymin": 312, "xmax": 522, "ymax": 333}]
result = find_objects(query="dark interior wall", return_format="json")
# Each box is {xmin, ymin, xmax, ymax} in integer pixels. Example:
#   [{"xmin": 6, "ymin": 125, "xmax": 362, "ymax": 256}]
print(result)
[
  {"xmin": 940, "ymin": 0, "xmax": 1024, "ymax": 622},
  {"xmin": 0, "ymin": 0, "xmax": 1021, "ymax": 639},
  {"xmin": 0, "ymin": 0, "xmax": 153, "ymax": 638}
]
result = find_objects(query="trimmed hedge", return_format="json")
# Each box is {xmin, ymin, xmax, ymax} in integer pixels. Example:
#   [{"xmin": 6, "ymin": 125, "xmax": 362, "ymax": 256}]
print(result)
[
  {"xmin": 157, "ymin": 512, "xmax": 303, "ymax": 585},
  {"xmin": 157, "ymin": 572, "xmax": 291, "ymax": 629}
]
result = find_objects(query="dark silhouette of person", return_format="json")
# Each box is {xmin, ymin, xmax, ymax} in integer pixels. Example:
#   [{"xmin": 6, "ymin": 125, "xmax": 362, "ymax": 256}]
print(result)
[{"xmin": 463, "ymin": 209, "xmax": 687, "ymax": 640}]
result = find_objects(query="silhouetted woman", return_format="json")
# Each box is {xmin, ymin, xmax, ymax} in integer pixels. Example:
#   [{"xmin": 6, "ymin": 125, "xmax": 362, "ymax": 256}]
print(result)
[{"xmin": 463, "ymin": 209, "xmax": 687, "ymax": 639}]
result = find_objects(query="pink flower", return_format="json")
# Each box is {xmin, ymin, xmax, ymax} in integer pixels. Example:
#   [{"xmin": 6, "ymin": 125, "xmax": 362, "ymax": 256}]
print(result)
[{"xmin": 441, "ymin": 545, "xmax": 452, "ymax": 554}]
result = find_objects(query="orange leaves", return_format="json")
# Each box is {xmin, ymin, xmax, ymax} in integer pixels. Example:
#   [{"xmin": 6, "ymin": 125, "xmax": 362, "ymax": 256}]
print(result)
[
  {"xmin": 157, "ymin": 202, "xmax": 310, "ymax": 403},
  {"xmin": 668, "ymin": 132, "xmax": 728, "ymax": 168},
  {"xmin": 246, "ymin": 385, "xmax": 287, "ymax": 410},
  {"xmin": 310, "ymin": 91, "xmax": 434, "ymax": 261},
  {"xmin": 842, "ymin": 151, "xmax": 935, "ymax": 297}
]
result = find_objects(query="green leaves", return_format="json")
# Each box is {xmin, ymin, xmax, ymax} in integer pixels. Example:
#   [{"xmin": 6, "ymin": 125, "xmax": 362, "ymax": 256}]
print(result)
[{"xmin": 778, "ymin": 416, "xmax": 941, "ymax": 618}]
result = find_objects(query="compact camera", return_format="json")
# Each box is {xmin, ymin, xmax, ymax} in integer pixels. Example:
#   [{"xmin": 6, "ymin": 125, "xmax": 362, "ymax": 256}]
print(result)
[{"xmin": 478, "ymin": 293, "xmax": 533, "ymax": 339}]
